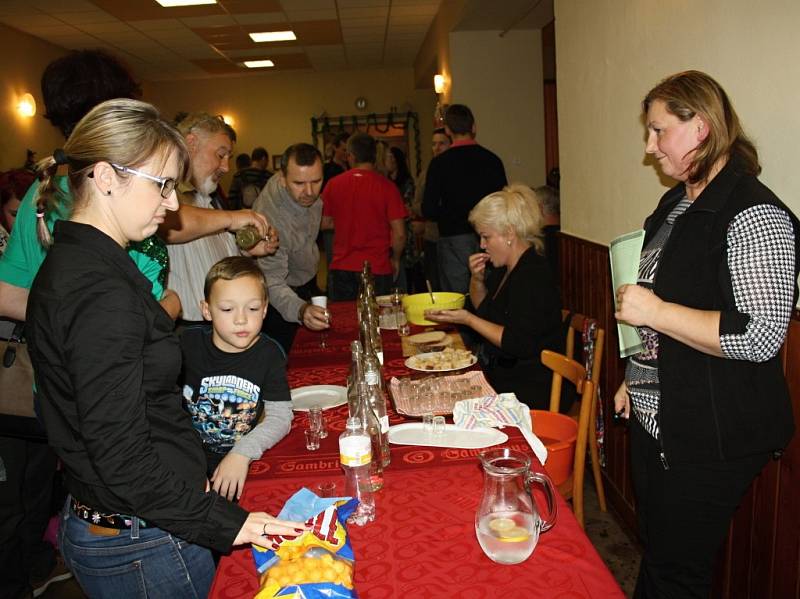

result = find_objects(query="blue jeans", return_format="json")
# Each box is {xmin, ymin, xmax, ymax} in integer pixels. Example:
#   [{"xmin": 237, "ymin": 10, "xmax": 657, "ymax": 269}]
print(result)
[
  {"xmin": 59, "ymin": 502, "xmax": 215, "ymax": 599},
  {"xmin": 437, "ymin": 233, "xmax": 479, "ymax": 293}
]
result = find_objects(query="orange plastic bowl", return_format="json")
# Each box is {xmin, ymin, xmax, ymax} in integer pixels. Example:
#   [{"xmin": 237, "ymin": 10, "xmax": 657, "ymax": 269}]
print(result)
[{"xmin": 531, "ymin": 410, "xmax": 578, "ymax": 486}]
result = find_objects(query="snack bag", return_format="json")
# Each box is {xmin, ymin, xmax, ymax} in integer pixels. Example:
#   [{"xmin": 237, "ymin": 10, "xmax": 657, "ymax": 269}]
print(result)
[{"xmin": 252, "ymin": 487, "xmax": 358, "ymax": 599}]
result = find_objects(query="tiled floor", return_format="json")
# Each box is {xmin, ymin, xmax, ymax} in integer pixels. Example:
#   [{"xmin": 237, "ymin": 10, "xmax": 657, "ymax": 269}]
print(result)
[{"xmin": 44, "ymin": 477, "xmax": 643, "ymax": 598}]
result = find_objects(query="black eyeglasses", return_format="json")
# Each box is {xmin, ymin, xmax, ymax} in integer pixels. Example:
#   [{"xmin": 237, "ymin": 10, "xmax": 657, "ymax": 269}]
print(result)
[{"xmin": 111, "ymin": 163, "xmax": 177, "ymax": 199}]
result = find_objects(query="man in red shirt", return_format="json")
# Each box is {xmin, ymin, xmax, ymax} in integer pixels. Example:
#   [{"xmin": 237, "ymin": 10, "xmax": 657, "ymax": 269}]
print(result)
[{"xmin": 321, "ymin": 132, "xmax": 407, "ymax": 300}]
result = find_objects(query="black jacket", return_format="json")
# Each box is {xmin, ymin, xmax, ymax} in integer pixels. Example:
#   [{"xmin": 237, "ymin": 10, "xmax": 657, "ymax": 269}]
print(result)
[
  {"xmin": 645, "ymin": 159, "xmax": 799, "ymax": 465},
  {"xmin": 27, "ymin": 221, "xmax": 247, "ymax": 552}
]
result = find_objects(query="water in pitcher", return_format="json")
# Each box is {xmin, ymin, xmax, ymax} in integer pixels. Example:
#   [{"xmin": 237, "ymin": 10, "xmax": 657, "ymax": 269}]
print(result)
[{"xmin": 475, "ymin": 511, "xmax": 539, "ymax": 564}]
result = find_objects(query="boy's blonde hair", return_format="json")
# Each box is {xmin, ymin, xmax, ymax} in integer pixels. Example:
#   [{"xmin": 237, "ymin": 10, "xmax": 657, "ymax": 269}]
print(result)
[{"xmin": 204, "ymin": 256, "xmax": 269, "ymax": 301}]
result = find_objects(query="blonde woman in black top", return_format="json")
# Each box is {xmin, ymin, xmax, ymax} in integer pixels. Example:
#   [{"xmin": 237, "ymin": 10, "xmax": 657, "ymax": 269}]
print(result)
[
  {"xmin": 27, "ymin": 99, "xmax": 306, "ymax": 599},
  {"xmin": 425, "ymin": 184, "xmax": 563, "ymax": 409}
]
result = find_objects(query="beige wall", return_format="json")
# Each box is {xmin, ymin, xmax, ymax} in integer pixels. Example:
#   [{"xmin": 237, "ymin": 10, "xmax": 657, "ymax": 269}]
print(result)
[
  {"xmin": 556, "ymin": 0, "xmax": 800, "ymax": 245},
  {"xmin": 449, "ymin": 29, "xmax": 546, "ymax": 186},
  {"xmin": 146, "ymin": 68, "xmax": 436, "ymax": 190},
  {"xmin": 0, "ymin": 24, "xmax": 68, "ymax": 171},
  {"xmin": 413, "ymin": 0, "xmax": 466, "ymax": 100}
]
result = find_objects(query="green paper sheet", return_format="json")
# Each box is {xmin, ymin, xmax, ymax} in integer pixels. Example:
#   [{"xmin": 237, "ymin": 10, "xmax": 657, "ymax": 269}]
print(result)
[{"xmin": 609, "ymin": 229, "xmax": 645, "ymax": 358}]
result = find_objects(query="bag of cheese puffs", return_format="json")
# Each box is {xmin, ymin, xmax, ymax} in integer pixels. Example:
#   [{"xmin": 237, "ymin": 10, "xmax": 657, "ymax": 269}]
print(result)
[{"xmin": 252, "ymin": 488, "xmax": 358, "ymax": 599}]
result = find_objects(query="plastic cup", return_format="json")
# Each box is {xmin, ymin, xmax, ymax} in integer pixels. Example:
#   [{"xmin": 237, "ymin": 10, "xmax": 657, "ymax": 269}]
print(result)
[
  {"xmin": 304, "ymin": 428, "xmax": 320, "ymax": 451},
  {"xmin": 311, "ymin": 296, "xmax": 328, "ymax": 308}
]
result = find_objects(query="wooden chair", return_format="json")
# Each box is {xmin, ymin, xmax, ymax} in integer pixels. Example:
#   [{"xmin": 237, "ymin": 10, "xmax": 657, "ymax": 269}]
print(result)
[
  {"xmin": 555, "ymin": 310, "xmax": 608, "ymax": 514},
  {"xmin": 540, "ymin": 350, "xmax": 596, "ymax": 528}
]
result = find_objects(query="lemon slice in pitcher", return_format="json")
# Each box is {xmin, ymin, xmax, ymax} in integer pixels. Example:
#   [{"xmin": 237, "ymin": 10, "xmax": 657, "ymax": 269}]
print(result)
[
  {"xmin": 497, "ymin": 526, "xmax": 531, "ymax": 542},
  {"xmin": 488, "ymin": 517, "xmax": 515, "ymax": 533}
]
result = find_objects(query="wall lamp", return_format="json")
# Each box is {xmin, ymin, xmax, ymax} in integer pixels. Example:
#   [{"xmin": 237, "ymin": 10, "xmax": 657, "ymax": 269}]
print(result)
[{"xmin": 17, "ymin": 93, "xmax": 36, "ymax": 118}]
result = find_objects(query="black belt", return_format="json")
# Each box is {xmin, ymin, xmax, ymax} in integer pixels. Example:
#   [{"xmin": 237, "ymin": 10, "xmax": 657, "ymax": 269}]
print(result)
[{"xmin": 71, "ymin": 498, "xmax": 150, "ymax": 530}]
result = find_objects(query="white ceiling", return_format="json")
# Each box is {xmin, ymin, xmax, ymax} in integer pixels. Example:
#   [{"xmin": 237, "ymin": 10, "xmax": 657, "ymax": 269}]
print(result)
[{"xmin": 0, "ymin": 0, "xmax": 444, "ymax": 81}]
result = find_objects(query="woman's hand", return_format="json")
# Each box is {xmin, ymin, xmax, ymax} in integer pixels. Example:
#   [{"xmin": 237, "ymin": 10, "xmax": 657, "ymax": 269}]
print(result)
[
  {"xmin": 613, "ymin": 381, "xmax": 630, "ymax": 420},
  {"xmin": 424, "ymin": 308, "xmax": 471, "ymax": 326},
  {"xmin": 615, "ymin": 284, "xmax": 663, "ymax": 327},
  {"xmin": 232, "ymin": 512, "xmax": 309, "ymax": 547},
  {"xmin": 211, "ymin": 453, "xmax": 251, "ymax": 500},
  {"xmin": 468, "ymin": 252, "xmax": 490, "ymax": 282}
]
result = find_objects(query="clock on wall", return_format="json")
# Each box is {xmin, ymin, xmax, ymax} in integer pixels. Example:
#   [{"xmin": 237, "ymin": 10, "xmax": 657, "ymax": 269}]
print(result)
[{"xmin": 354, "ymin": 96, "xmax": 368, "ymax": 111}]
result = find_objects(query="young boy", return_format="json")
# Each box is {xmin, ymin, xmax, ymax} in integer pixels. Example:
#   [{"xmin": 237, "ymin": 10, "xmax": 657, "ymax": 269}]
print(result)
[{"xmin": 180, "ymin": 256, "xmax": 293, "ymax": 500}]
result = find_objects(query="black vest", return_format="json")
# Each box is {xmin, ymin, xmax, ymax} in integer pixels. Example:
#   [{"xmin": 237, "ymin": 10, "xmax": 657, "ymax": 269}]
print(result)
[{"xmin": 644, "ymin": 159, "xmax": 799, "ymax": 464}]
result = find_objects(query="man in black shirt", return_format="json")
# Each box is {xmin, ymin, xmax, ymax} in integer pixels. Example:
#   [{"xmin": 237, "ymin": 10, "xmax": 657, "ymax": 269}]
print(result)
[{"xmin": 422, "ymin": 104, "xmax": 507, "ymax": 293}]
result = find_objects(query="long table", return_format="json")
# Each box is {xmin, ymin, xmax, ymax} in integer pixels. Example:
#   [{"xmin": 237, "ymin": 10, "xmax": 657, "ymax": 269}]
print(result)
[{"xmin": 210, "ymin": 302, "xmax": 624, "ymax": 598}]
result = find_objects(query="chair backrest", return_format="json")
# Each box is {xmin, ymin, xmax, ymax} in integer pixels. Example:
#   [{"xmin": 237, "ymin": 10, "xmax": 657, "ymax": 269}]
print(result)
[
  {"xmin": 556, "ymin": 310, "xmax": 604, "ymax": 411},
  {"xmin": 540, "ymin": 349, "xmax": 596, "ymax": 524}
]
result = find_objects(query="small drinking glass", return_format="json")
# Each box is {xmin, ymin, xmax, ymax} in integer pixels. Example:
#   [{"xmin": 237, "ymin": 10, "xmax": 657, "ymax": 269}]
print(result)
[
  {"xmin": 311, "ymin": 296, "xmax": 330, "ymax": 348},
  {"xmin": 316, "ymin": 481, "xmax": 338, "ymax": 498},
  {"xmin": 422, "ymin": 413, "xmax": 435, "ymax": 433},
  {"xmin": 304, "ymin": 428, "xmax": 320, "ymax": 450},
  {"xmin": 308, "ymin": 405, "xmax": 328, "ymax": 439},
  {"xmin": 432, "ymin": 415, "xmax": 446, "ymax": 435}
]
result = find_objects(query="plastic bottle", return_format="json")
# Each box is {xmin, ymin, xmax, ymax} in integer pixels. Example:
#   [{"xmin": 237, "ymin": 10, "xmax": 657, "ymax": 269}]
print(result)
[{"xmin": 339, "ymin": 417, "xmax": 376, "ymax": 525}]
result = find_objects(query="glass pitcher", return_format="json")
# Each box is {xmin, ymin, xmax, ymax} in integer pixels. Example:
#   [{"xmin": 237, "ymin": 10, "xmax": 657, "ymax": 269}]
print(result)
[{"xmin": 475, "ymin": 448, "xmax": 558, "ymax": 564}]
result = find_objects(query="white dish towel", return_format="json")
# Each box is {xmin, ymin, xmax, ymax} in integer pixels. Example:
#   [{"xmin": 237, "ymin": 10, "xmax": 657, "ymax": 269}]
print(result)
[{"xmin": 452, "ymin": 393, "xmax": 548, "ymax": 465}]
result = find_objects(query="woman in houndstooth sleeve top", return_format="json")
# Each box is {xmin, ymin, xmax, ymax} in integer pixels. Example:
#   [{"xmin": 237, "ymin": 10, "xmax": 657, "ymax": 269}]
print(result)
[{"xmin": 614, "ymin": 70, "xmax": 800, "ymax": 599}]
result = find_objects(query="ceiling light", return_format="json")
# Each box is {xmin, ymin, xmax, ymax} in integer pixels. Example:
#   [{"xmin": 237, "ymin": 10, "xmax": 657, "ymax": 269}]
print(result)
[
  {"xmin": 249, "ymin": 31, "xmax": 296, "ymax": 43},
  {"xmin": 243, "ymin": 60, "xmax": 275, "ymax": 68},
  {"xmin": 155, "ymin": 0, "xmax": 217, "ymax": 6}
]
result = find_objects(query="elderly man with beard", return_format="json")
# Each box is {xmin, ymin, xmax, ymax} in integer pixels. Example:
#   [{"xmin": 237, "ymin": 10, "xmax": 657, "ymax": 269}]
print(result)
[
  {"xmin": 166, "ymin": 113, "xmax": 279, "ymax": 324},
  {"xmin": 253, "ymin": 143, "xmax": 330, "ymax": 352}
]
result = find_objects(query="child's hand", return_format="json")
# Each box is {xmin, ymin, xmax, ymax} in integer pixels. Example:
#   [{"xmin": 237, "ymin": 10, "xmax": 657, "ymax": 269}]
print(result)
[{"xmin": 211, "ymin": 453, "xmax": 251, "ymax": 500}]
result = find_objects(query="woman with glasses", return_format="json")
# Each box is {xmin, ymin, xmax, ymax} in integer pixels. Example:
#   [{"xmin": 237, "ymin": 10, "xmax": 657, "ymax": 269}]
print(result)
[{"xmin": 26, "ymin": 99, "xmax": 306, "ymax": 599}]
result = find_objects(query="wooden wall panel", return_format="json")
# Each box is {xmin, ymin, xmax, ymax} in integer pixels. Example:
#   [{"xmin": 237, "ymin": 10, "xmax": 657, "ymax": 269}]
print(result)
[{"xmin": 560, "ymin": 232, "xmax": 800, "ymax": 598}]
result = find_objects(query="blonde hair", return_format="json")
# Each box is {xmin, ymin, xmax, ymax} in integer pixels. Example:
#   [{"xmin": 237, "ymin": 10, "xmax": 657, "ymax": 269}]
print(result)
[
  {"xmin": 643, "ymin": 70, "xmax": 759, "ymax": 184},
  {"xmin": 469, "ymin": 184, "xmax": 544, "ymax": 254},
  {"xmin": 35, "ymin": 98, "xmax": 189, "ymax": 247},
  {"xmin": 204, "ymin": 256, "xmax": 268, "ymax": 301}
]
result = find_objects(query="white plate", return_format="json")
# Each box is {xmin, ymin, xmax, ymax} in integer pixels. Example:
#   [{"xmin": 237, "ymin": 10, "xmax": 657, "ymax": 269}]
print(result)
[
  {"xmin": 291, "ymin": 385, "xmax": 347, "ymax": 412},
  {"xmin": 388, "ymin": 423, "xmax": 508, "ymax": 449},
  {"xmin": 404, "ymin": 351, "xmax": 477, "ymax": 372}
]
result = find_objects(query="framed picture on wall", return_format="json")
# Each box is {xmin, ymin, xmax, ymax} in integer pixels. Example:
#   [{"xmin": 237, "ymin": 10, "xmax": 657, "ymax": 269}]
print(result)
[{"xmin": 272, "ymin": 155, "xmax": 281, "ymax": 172}]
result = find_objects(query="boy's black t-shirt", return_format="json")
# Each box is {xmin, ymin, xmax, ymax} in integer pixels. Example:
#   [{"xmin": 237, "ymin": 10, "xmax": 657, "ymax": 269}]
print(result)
[{"xmin": 180, "ymin": 327, "xmax": 290, "ymax": 456}]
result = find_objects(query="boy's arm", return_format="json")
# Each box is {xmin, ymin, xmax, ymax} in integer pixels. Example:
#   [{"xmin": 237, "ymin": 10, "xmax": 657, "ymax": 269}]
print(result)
[{"xmin": 229, "ymin": 401, "xmax": 293, "ymax": 460}]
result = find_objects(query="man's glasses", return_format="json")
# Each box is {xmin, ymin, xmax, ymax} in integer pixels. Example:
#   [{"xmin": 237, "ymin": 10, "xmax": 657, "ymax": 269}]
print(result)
[{"xmin": 111, "ymin": 163, "xmax": 177, "ymax": 199}]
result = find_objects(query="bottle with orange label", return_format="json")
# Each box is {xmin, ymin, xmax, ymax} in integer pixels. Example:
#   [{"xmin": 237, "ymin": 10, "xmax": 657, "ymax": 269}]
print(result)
[{"xmin": 339, "ymin": 416, "xmax": 375, "ymax": 525}]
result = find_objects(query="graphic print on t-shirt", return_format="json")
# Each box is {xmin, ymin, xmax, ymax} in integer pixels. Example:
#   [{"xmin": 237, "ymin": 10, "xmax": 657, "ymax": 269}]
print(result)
[{"xmin": 183, "ymin": 375, "xmax": 262, "ymax": 454}]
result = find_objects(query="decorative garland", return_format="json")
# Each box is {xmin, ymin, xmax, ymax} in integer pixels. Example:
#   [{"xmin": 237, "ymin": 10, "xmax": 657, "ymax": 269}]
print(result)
[{"xmin": 311, "ymin": 111, "xmax": 422, "ymax": 176}]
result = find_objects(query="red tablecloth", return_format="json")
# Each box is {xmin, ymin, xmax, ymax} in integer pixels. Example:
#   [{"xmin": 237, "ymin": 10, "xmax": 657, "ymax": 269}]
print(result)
[{"xmin": 210, "ymin": 302, "xmax": 624, "ymax": 599}]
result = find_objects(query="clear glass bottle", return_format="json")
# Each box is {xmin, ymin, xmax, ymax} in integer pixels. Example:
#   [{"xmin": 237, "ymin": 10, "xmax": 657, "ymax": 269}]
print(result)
[
  {"xmin": 339, "ymin": 416, "xmax": 376, "ymax": 525},
  {"xmin": 364, "ymin": 382, "xmax": 391, "ymax": 468},
  {"xmin": 346, "ymin": 341, "xmax": 364, "ymax": 418},
  {"xmin": 356, "ymin": 384, "xmax": 385, "ymax": 491}
]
